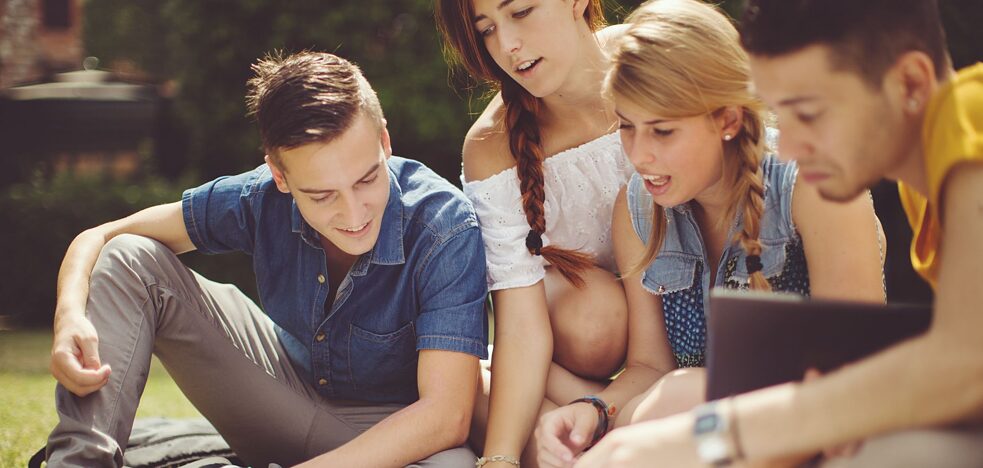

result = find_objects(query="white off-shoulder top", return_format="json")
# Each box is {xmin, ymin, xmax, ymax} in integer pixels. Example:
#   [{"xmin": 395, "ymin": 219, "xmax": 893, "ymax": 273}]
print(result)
[{"xmin": 462, "ymin": 132, "xmax": 634, "ymax": 291}]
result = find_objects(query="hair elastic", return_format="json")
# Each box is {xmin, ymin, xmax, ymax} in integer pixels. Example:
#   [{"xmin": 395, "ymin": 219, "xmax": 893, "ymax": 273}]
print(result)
[
  {"xmin": 745, "ymin": 254, "xmax": 763, "ymax": 274},
  {"xmin": 525, "ymin": 230, "xmax": 543, "ymax": 256}
]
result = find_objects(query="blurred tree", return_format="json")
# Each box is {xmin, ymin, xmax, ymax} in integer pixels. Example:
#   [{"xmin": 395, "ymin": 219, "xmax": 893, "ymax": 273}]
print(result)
[
  {"xmin": 81, "ymin": 0, "xmax": 981, "ymax": 185},
  {"xmin": 0, "ymin": 172, "xmax": 258, "ymax": 326},
  {"xmin": 84, "ymin": 0, "xmax": 479, "ymax": 184},
  {"xmin": 0, "ymin": 0, "xmax": 966, "ymax": 326}
]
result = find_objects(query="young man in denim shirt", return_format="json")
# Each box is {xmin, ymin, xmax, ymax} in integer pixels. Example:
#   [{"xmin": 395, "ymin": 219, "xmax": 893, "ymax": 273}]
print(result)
[{"xmin": 46, "ymin": 51, "xmax": 488, "ymax": 468}]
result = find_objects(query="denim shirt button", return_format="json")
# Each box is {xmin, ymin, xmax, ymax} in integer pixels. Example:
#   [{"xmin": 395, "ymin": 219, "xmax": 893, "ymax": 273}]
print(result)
[
  {"xmin": 317, "ymin": 274, "xmax": 326, "ymax": 284},
  {"xmin": 315, "ymin": 333, "xmax": 326, "ymax": 342},
  {"xmin": 657, "ymin": 285, "xmax": 666, "ymax": 294},
  {"xmin": 318, "ymin": 378, "xmax": 328, "ymax": 386}
]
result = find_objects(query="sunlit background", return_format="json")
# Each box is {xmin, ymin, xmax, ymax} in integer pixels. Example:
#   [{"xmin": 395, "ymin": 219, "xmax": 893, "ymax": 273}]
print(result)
[
  {"xmin": 0, "ymin": 1, "xmax": 980, "ymax": 465},
  {"xmin": 0, "ymin": 0, "xmax": 980, "ymax": 332}
]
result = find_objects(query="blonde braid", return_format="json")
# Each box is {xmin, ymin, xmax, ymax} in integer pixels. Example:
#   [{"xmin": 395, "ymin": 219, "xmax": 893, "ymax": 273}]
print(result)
[{"xmin": 727, "ymin": 108, "xmax": 771, "ymax": 291}]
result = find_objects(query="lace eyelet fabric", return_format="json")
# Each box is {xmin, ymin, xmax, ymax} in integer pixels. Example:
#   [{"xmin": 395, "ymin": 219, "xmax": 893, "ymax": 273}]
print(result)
[{"xmin": 462, "ymin": 132, "xmax": 633, "ymax": 290}]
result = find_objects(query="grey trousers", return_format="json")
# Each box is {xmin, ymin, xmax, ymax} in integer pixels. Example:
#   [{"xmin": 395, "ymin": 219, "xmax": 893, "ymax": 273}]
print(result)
[{"xmin": 46, "ymin": 234, "xmax": 476, "ymax": 468}]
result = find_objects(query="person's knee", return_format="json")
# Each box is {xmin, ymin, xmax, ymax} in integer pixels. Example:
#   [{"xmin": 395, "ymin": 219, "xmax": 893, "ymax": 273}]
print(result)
[
  {"xmin": 552, "ymin": 306, "xmax": 627, "ymax": 379},
  {"xmin": 545, "ymin": 266, "xmax": 627, "ymax": 378},
  {"xmin": 664, "ymin": 368, "xmax": 705, "ymax": 387},
  {"xmin": 88, "ymin": 235, "xmax": 181, "ymax": 302},
  {"xmin": 632, "ymin": 368, "xmax": 706, "ymax": 423},
  {"xmin": 564, "ymin": 323, "xmax": 624, "ymax": 376},
  {"xmin": 96, "ymin": 234, "xmax": 172, "ymax": 277},
  {"xmin": 100, "ymin": 234, "xmax": 166, "ymax": 265},
  {"xmin": 656, "ymin": 368, "xmax": 705, "ymax": 404}
]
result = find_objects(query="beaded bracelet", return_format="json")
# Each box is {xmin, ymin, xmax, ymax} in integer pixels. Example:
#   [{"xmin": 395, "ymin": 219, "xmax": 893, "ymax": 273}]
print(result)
[{"xmin": 569, "ymin": 395, "xmax": 615, "ymax": 447}]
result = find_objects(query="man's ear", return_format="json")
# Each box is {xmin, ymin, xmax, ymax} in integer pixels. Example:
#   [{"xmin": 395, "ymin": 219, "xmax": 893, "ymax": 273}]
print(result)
[
  {"xmin": 887, "ymin": 50, "xmax": 937, "ymax": 117},
  {"xmin": 381, "ymin": 119, "xmax": 392, "ymax": 160},
  {"xmin": 714, "ymin": 106, "xmax": 745, "ymax": 141},
  {"xmin": 265, "ymin": 155, "xmax": 291, "ymax": 193}
]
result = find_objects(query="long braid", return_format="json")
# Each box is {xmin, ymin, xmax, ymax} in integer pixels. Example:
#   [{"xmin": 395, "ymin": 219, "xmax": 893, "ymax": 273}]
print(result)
[
  {"xmin": 501, "ymin": 79, "xmax": 594, "ymax": 288},
  {"xmin": 501, "ymin": 81, "xmax": 546, "ymax": 231},
  {"xmin": 727, "ymin": 108, "xmax": 771, "ymax": 291}
]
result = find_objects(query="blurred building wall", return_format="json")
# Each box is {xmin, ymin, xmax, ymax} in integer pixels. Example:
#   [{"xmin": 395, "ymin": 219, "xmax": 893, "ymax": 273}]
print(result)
[{"xmin": 0, "ymin": 0, "xmax": 83, "ymax": 88}]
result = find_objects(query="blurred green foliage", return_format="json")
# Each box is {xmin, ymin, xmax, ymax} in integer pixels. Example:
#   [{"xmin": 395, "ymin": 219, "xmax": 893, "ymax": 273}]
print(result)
[
  {"xmin": 78, "ymin": 0, "xmax": 980, "ymax": 183},
  {"xmin": 1, "ymin": 0, "xmax": 978, "ymax": 326},
  {"xmin": 0, "ymin": 171, "xmax": 256, "ymax": 326},
  {"xmin": 82, "ymin": 0, "xmax": 495, "ymax": 183},
  {"xmin": 79, "ymin": 0, "xmax": 706, "ymax": 183}
]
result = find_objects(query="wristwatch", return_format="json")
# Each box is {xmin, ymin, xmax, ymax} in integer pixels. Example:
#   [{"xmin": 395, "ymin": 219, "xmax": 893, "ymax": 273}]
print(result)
[{"xmin": 692, "ymin": 401, "xmax": 740, "ymax": 466}]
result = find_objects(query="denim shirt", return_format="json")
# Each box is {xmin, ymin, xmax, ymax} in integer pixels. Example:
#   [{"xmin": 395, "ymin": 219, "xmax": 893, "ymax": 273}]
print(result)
[
  {"xmin": 627, "ymin": 154, "xmax": 810, "ymax": 367},
  {"xmin": 182, "ymin": 157, "xmax": 489, "ymax": 404}
]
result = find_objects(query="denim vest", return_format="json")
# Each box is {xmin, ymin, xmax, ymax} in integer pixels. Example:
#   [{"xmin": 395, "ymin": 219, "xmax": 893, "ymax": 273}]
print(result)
[{"xmin": 626, "ymin": 155, "xmax": 810, "ymax": 367}]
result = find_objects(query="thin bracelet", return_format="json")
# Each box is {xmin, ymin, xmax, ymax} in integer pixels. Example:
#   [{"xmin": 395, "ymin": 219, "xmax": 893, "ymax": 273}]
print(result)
[{"xmin": 475, "ymin": 455, "xmax": 520, "ymax": 467}]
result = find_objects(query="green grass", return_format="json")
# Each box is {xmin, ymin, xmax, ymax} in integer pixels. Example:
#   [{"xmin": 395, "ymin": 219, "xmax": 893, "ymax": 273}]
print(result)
[{"xmin": 0, "ymin": 329, "xmax": 202, "ymax": 468}]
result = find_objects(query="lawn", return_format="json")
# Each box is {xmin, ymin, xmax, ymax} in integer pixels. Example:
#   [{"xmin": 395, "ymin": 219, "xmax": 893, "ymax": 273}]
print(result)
[{"xmin": 0, "ymin": 329, "xmax": 202, "ymax": 468}]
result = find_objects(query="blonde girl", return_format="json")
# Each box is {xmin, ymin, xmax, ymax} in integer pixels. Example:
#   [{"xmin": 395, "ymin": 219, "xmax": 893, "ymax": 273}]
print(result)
[{"xmin": 536, "ymin": 1, "xmax": 886, "ymax": 466}]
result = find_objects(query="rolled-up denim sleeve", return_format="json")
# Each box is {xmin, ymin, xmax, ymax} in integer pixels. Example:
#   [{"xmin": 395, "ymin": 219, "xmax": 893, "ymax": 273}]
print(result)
[
  {"xmin": 181, "ymin": 168, "xmax": 262, "ymax": 255},
  {"xmin": 414, "ymin": 224, "xmax": 489, "ymax": 359}
]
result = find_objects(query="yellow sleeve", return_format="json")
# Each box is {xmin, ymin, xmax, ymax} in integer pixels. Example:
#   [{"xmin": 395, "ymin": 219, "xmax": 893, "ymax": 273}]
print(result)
[
  {"xmin": 923, "ymin": 63, "xmax": 983, "ymax": 210},
  {"xmin": 903, "ymin": 63, "xmax": 983, "ymax": 287}
]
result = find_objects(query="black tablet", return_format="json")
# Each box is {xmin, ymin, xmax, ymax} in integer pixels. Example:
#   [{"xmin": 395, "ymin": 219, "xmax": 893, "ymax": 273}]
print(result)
[{"xmin": 705, "ymin": 289, "xmax": 932, "ymax": 401}]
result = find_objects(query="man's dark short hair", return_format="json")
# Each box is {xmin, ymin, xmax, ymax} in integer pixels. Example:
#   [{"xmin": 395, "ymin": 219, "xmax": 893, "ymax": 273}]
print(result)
[
  {"xmin": 245, "ymin": 51, "xmax": 384, "ymax": 164},
  {"xmin": 740, "ymin": 0, "xmax": 951, "ymax": 87}
]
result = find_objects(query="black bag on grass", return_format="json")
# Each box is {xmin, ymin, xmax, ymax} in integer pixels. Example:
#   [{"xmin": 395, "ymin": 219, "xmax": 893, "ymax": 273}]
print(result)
[{"xmin": 28, "ymin": 417, "xmax": 242, "ymax": 468}]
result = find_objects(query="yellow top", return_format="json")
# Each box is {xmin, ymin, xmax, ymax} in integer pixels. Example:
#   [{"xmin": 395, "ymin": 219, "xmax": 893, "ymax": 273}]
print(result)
[{"xmin": 898, "ymin": 63, "xmax": 983, "ymax": 288}]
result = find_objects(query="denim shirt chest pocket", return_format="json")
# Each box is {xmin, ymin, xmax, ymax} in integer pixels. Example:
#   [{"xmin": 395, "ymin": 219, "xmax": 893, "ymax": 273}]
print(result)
[
  {"xmin": 726, "ymin": 235, "xmax": 791, "ymax": 283},
  {"xmin": 641, "ymin": 250, "xmax": 702, "ymax": 295},
  {"xmin": 348, "ymin": 320, "xmax": 419, "ymax": 401}
]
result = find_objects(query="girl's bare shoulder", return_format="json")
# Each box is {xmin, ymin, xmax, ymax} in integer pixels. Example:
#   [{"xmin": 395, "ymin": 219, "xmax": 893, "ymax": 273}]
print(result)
[{"xmin": 462, "ymin": 93, "xmax": 515, "ymax": 183}]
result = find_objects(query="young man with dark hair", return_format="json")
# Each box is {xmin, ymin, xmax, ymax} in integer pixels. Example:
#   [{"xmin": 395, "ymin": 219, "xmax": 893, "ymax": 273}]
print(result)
[
  {"xmin": 46, "ymin": 51, "xmax": 488, "ymax": 468},
  {"xmin": 572, "ymin": 1, "xmax": 982, "ymax": 467}
]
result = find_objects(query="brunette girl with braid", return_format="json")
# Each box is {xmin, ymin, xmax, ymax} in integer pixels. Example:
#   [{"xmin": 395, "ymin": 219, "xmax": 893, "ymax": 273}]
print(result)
[
  {"xmin": 534, "ymin": 1, "xmax": 887, "ymax": 465},
  {"xmin": 436, "ymin": 1, "xmax": 634, "ymax": 467}
]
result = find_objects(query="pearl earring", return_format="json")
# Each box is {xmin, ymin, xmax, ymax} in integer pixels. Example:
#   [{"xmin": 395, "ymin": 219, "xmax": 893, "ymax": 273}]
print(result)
[
  {"xmin": 908, "ymin": 99, "xmax": 920, "ymax": 111},
  {"xmin": 723, "ymin": 133, "xmax": 733, "ymax": 141}
]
